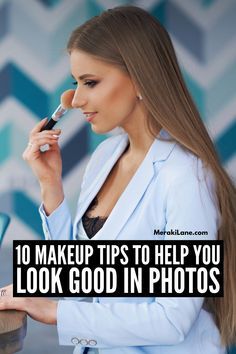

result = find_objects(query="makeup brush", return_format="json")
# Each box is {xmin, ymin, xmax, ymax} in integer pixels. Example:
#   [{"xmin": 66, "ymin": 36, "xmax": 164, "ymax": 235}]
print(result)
[{"xmin": 41, "ymin": 89, "xmax": 75, "ymax": 131}]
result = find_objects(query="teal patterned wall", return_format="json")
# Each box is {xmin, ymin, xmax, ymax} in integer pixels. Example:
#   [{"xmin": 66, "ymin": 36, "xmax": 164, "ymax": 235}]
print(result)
[
  {"xmin": 0, "ymin": 1, "xmax": 235, "ymax": 353},
  {"xmin": 0, "ymin": 0, "xmax": 235, "ymax": 240}
]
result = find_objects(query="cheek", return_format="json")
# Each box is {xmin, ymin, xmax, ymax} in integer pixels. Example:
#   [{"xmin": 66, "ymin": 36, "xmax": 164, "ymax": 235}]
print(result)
[{"xmin": 101, "ymin": 81, "xmax": 136, "ymax": 115}]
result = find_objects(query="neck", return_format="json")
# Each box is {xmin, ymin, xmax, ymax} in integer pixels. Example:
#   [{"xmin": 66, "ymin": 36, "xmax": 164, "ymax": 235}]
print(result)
[
  {"xmin": 127, "ymin": 130, "xmax": 155, "ymax": 156},
  {"xmin": 121, "ymin": 112, "xmax": 160, "ymax": 157}
]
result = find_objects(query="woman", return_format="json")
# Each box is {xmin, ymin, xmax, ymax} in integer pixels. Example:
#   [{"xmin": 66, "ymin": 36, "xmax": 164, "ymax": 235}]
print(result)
[{"xmin": 0, "ymin": 5, "xmax": 235, "ymax": 354}]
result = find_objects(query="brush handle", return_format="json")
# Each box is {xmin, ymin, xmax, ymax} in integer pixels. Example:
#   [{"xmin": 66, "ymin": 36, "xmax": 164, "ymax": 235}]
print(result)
[
  {"xmin": 41, "ymin": 104, "xmax": 68, "ymax": 131},
  {"xmin": 41, "ymin": 118, "xmax": 57, "ymax": 131}
]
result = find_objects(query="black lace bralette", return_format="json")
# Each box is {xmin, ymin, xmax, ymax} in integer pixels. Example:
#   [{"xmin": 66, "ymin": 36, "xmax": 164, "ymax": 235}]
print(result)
[{"xmin": 82, "ymin": 196, "xmax": 108, "ymax": 238}]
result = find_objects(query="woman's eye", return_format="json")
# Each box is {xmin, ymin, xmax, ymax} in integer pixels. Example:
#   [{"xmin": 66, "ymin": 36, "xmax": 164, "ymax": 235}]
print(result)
[
  {"xmin": 72, "ymin": 80, "xmax": 97, "ymax": 88},
  {"xmin": 84, "ymin": 80, "xmax": 97, "ymax": 88}
]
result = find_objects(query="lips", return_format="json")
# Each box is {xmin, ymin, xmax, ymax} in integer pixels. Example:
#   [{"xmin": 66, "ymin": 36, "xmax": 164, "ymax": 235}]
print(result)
[{"xmin": 84, "ymin": 112, "xmax": 97, "ymax": 122}]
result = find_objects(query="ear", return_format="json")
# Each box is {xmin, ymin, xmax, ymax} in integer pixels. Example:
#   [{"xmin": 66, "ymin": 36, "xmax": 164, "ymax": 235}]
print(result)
[
  {"xmin": 131, "ymin": 80, "xmax": 142, "ymax": 99},
  {"xmin": 137, "ymin": 94, "xmax": 143, "ymax": 100}
]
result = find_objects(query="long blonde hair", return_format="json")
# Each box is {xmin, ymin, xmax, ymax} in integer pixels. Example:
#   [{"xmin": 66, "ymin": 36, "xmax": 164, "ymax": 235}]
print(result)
[{"xmin": 67, "ymin": 5, "xmax": 236, "ymax": 346}]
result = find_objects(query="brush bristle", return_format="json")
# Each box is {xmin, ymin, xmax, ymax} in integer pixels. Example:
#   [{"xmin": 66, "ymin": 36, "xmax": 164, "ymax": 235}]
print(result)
[{"xmin": 61, "ymin": 89, "xmax": 75, "ymax": 109}]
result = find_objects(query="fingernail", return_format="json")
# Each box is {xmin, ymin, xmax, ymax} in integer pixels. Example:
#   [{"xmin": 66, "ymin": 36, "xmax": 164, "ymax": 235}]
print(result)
[{"xmin": 53, "ymin": 134, "xmax": 60, "ymax": 138}]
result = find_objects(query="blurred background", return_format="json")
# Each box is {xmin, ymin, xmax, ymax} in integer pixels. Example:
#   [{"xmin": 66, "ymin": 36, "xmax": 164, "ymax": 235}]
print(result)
[{"xmin": 0, "ymin": 0, "xmax": 235, "ymax": 353}]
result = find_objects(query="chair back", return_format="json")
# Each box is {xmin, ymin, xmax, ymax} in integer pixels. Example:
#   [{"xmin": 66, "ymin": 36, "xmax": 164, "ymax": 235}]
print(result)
[{"xmin": 0, "ymin": 213, "xmax": 10, "ymax": 245}]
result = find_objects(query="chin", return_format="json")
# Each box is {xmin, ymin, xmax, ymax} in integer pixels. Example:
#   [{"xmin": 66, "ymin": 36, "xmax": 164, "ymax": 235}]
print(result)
[{"xmin": 90, "ymin": 124, "xmax": 116, "ymax": 135}]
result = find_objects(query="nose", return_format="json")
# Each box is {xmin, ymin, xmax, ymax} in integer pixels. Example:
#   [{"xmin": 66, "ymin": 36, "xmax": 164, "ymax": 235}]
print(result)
[{"xmin": 71, "ymin": 87, "xmax": 87, "ymax": 109}]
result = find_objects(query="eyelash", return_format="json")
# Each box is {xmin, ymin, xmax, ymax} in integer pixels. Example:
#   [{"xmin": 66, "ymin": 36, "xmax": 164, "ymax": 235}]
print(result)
[{"xmin": 72, "ymin": 80, "xmax": 97, "ymax": 88}]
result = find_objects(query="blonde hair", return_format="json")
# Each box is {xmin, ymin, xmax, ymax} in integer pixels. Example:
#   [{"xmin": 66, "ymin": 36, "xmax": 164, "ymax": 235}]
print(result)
[{"xmin": 67, "ymin": 5, "xmax": 236, "ymax": 346}]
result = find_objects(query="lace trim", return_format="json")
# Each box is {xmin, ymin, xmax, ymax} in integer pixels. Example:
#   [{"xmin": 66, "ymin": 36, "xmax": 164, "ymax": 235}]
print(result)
[{"xmin": 82, "ymin": 196, "xmax": 108, "ymax": 239}]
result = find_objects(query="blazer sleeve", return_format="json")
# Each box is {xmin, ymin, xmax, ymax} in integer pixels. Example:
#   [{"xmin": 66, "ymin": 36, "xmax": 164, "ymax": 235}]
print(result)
[
  {"xmin": 57, "ymin": 297, "xmax": 203, "ymax": 348},
  {"xmin": 56, "ymin": 163, "xmax": 220, "ymax": 349},
  {"xmin": 39, "ymin": 199, "xmax": 73, "ymax": 240}
]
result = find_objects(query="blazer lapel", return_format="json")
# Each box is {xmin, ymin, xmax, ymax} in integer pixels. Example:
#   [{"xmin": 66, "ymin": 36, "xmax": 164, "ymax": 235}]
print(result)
[
  {"xmin": 73, "ymin": 134, "xmax": 129, "ymax": 238},
  {"xmin": 73, "ymin": 129, "xmax": 176, "ymax": 241},
  {"xmin": 93, "ymin": 132, "xmax": 176, "ymax": 241},
  {"xmin": 92, "ymin": 148, "xmax": 155, "ymax": 240}
]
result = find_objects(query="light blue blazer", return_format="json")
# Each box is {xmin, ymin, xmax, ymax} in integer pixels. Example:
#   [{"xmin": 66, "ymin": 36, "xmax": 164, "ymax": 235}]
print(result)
[{"xmin": 39, "ymin": 130, "xmax": 225, "ymax": 354}]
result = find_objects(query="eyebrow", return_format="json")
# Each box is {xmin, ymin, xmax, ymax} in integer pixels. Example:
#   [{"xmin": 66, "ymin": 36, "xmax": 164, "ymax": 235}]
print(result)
[{"xmin": 71, "ymin": 73, "xmax": 97, "ymax": 80}]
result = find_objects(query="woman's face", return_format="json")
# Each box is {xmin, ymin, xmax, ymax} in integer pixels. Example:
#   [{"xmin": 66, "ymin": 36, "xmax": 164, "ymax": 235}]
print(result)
[{"xmin": 70, "ymin": 50, "xmax": 142, "ymax": 134}]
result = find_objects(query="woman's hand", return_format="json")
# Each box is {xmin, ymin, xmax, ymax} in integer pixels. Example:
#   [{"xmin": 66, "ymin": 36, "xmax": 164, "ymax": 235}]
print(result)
[
  {"xmin": 0, "ymin": 285, "xmax": 57, "ymax": 325},
  {"xmin": 22, "ymin": 118, "xmax": 62, "ymax": 184},
  {"xmin": 23, "ymin": 118, "xmax": 64, "ymax": 215}
]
